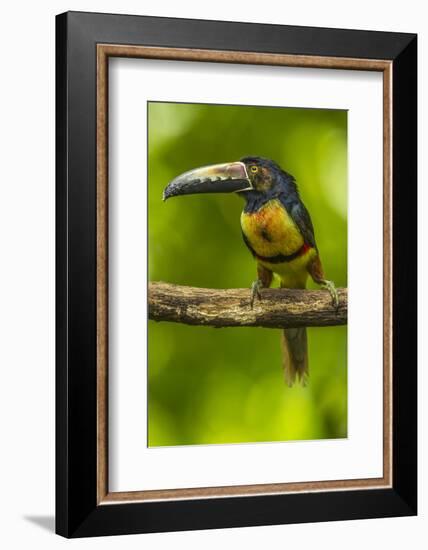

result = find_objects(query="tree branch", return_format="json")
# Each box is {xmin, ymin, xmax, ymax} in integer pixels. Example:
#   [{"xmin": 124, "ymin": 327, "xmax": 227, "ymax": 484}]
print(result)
[{"xmin": 148, "ymin": 282, "xmax": 347, "ymax": 329}]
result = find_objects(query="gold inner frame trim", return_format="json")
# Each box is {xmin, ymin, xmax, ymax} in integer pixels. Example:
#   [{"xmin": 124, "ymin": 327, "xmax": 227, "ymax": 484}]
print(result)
[{"xmin": 96, "ymin": 44, "xmax": 393, "ymax": 505}]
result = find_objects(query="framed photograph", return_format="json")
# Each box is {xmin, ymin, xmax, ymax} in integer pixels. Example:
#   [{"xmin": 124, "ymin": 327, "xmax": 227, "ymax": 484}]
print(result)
[{"xmin": 56, "ymin": 11, "xmax": 417, "ymax": 537}]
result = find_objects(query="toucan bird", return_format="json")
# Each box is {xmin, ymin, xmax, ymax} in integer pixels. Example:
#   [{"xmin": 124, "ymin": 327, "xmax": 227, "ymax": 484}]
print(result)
[{"xmin": 163, "ymin": 157, "xmax": 338, "ymax": 386}]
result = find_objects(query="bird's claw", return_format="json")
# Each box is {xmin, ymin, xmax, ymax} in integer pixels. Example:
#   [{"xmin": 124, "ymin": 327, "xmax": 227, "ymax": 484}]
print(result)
[
  {"xmin": 250, "ymin": 279, "xmax": 263, "ymax": 309},
  {"xmin": 322, "ymin": 280, "xmax": 339, "ymax": 311}
]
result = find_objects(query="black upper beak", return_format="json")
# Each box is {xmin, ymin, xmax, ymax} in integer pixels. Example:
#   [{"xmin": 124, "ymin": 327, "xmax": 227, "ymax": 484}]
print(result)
[{"xmin": 163, "ymin": 161, "xmax": 252, "ymax": 201}]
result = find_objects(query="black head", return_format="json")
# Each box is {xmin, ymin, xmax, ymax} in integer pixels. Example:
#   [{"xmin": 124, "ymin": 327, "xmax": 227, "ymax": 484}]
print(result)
[
  {"xmin": 240, "ymin": 156, "xmax": 297, "ymax": 197},
  {"xmin": 236, "ymin": 157, "xmax": 300, "ymax": 214}
]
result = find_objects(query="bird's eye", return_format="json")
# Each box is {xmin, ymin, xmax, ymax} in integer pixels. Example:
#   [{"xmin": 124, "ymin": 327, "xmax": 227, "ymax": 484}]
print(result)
[{"xmin": 250, "ymin": 165, "xmax": 258, "ymax": 173}]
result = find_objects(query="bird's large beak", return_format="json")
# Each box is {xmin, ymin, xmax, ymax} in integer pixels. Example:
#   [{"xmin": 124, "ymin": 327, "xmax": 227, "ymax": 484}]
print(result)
[{"xmin": 163, "ymin": 161, "xmax": 252, "ymax": 201}]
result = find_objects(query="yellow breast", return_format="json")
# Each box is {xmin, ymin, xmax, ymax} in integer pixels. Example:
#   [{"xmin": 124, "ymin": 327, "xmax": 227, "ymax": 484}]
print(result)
[
  {"xmin": 240, "ymin": 198, "xmax": 304, "ymax": 258},
  {"xmin": 241, "ymin": 198, "xmax": 317, "ymax": 288}
]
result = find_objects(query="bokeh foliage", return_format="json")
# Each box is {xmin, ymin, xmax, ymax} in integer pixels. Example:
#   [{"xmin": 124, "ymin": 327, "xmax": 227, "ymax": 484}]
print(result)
[{"xmin": 148, "ymin": 101, "xmax": 347, "ymax": 446}]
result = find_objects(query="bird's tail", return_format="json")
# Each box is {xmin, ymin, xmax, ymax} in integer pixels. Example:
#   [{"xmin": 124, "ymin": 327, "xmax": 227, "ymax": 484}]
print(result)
[{"xmin": 281, "ymin": 328, "xmax": 308, "ymax": 386}]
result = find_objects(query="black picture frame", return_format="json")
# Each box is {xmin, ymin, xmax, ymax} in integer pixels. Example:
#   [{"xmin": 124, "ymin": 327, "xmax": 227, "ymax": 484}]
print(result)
[{"xmin": 56, "ymin": 11, "xmax": 417, "ymax": 538}]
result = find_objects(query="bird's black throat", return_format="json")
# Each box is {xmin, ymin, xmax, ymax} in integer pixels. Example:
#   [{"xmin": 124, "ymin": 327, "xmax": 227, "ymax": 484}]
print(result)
[
  {"xmin": 239, "ymin": 167, "xmax": 300, "ymax": 214},
  {"xmin": 239, "ymin": 189, "xmax": 282, "ymax": 213}
]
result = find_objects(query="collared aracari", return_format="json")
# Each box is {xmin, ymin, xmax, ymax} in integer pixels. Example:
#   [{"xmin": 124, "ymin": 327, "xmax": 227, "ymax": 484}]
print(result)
[{"xmin": 163, "ymin": 157, "xmax": 338, "ymax": 386}]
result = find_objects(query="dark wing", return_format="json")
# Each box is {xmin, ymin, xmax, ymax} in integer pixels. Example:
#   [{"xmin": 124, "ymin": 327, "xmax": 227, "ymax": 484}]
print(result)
[{"xmin": 286, "ymin": 198, "xmax": 317, "ymax": 250}]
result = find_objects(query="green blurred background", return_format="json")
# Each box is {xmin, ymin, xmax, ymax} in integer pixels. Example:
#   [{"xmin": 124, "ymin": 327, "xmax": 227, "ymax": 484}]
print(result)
[{"xmin": 148, "ymin": 101, "xmax": 347, "ymax": 446}]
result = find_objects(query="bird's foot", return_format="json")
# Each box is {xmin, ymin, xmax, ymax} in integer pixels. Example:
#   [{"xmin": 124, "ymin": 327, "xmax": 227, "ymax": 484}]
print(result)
[
  {"xmin": 321, "ymin": 280, "xmax": 339, "ymax": 310},
  {"xmin": 250, "ymin": 279, "xmax": 263, "ymax": 309}
]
